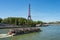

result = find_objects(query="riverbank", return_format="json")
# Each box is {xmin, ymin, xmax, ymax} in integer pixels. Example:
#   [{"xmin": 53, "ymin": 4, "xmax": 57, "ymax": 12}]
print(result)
[{"xmin": 8, "ymin": 27, "xmax": 41, "ymax": 35}]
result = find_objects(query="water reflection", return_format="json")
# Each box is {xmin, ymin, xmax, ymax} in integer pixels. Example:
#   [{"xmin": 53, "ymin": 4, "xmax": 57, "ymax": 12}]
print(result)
[{"xmin": 11, "ymin": 32, "xmax": 40, "ymax": 40}]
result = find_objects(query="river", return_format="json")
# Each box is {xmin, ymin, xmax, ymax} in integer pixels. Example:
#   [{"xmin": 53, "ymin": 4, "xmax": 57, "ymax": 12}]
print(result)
[{"xmin": 0, "ymin": 25, "xmax": 60, "ymax": 40}]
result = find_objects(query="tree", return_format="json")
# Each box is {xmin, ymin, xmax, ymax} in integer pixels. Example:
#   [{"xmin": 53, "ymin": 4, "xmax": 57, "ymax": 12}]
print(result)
[
  {"xmin": 0, "ymin": 18, "xmax": 2, "ymax": 23},
  {"xmin": 36, "ymin": 21, "xmax": 43, "ymax": 24},
  {"xmin": 0, "ymin": 17, "xmax": 44, "ymax": 27}
]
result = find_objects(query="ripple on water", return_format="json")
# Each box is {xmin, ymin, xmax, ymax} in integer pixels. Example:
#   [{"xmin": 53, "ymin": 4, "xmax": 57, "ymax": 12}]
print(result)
[{"xmin": 0, "ymin": 34, "xmax": 13, "ymax": 38}]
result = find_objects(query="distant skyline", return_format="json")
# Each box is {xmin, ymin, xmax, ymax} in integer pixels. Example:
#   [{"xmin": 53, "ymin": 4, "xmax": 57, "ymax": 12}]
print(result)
[{"xmin": 0, "ymin": 0, "xmax": 60, "ymax": 22}]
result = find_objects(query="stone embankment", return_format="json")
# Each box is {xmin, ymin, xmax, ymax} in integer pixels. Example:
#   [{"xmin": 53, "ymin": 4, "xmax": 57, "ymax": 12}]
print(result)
[{"xmin": 8, "ymin": 27, "xmax": 41, "ymax": 35}]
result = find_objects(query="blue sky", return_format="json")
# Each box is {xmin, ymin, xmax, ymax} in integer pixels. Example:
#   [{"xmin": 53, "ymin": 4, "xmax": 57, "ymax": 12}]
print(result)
[{"xmin": 0, "ymin": 0, "xmax": 60, "ymax": 22}]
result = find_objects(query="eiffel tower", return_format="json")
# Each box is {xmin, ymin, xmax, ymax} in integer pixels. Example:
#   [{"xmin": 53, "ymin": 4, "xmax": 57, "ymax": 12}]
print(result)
[{"xmin": 28, "ymin": 3, "xmax": 31, "ymax": 20}]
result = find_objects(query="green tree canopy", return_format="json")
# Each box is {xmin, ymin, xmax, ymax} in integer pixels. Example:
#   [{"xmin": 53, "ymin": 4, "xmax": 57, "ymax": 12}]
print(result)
[
  {"xmin": 0, "ymin": 17, "xmax": 44, "ymax": 27},
  {"xmin": 0, "ymin": 18, "xmax": 2, "ymax": 23}
]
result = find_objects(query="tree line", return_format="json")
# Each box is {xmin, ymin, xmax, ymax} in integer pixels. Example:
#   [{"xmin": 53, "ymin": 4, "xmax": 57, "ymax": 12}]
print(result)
[{"xmin": 0, "ymin": 17, "xmax": 44, "ymax": 27}]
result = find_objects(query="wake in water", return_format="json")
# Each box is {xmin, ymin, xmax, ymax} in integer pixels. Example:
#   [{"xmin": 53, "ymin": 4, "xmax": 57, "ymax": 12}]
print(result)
[{"xmin": 0, "ymin": 34, "xmax": 13, "ymax": 38}]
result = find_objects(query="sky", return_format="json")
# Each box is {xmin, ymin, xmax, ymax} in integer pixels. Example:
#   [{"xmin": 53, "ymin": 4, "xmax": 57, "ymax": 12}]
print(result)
[{"xmin": 0, "ymin": 0, "xmax": 60, "ymax": 22}]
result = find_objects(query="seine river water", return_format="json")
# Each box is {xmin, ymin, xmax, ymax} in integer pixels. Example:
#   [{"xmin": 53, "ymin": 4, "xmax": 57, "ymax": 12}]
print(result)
[{"xmin": 0, "ymin": 25, "xmax": 60, "ymax": 40}]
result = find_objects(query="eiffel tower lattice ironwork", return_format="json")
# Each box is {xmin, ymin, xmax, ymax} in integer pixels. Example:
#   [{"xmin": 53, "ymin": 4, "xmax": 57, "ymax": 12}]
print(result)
[{"xmin": 28, "ymin": 3, "xmax": 31, "ymax": 20}]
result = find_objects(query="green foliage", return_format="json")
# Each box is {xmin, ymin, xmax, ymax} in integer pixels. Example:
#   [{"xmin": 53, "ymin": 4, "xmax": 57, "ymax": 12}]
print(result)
[
  {"xmin": 0, "ymin": 17, "xmax": 44, "ymax": 27},
  {"xmin": 35, "ymin": 21, "xmax": 43, "ymax": 24},
  {"xmin": 0, "ymin": 18, "xmax": 2, "ymax": 23}
]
